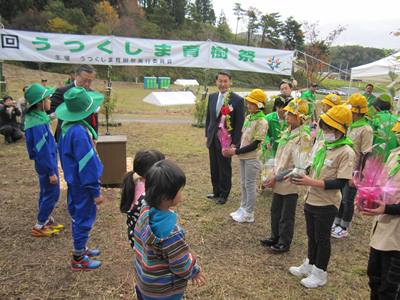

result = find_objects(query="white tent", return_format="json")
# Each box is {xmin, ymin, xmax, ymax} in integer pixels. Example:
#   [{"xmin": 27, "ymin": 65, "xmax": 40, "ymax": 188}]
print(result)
[
  {"xmin": 143, "ymin": 91, "xmax": 196, "ymax": 106},
  {"xmin": 236, "ymin": 90, "xmax": 295, "ymax": 99},
  {"xmin": 351, "ymin": 51, "xmax": 400, "ymax": 83},
  {"xmin": 174, "ymin": 79, "xmax": 199, "ymax": 86}
]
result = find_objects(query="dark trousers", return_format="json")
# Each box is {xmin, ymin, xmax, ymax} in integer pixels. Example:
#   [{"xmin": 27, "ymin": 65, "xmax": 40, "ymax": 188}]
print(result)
[
  {"xmin": 0, "ymin": 124, "xmax": 23, "ymax": 143},
  {"xmin": 336, "ymin": 182, "xmax": 357, "ymax": 228},
  {"xmin": 208, "ymin": 135, "xmax": 231, "ymax": 199},
  {"xmin": 270, "ymin": 193, "xmax": 298, "ymax": 246},
  {"xmin": 368, "ymin": 247, "xmax": 400, "ymax": 300},
  {"xmin": 304, "ymin": 203, "xmax": 338, "ymax": 271}
]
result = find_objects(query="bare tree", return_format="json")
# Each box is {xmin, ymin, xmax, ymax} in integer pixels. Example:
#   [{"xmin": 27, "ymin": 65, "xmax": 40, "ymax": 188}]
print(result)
[
  {"xmin": 233, "ymin": 2, "xmax": 245, "ymax": 40},
  {"xmin": 246, "ymin": 7, "xmax": 260, "ymax": 46},
  {"xmin": 301, "ymin": 21, "xmax": 346, "ymax": 83}
]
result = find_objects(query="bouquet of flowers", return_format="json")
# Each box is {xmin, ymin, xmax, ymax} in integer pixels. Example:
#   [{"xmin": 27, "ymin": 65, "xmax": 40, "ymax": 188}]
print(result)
[
  {"xmin": 217, "ymin": 91, "xmax": 233, "ymax": 151},
  {"xmin": 354, "ymin": 156, "xmax": 398, "ymax": 210}
]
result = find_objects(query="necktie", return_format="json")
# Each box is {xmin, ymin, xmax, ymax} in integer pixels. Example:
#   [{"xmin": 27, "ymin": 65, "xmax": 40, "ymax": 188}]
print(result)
[{"xmin": 216, "ymin": 93, "xmax": 224, "ymax": 116}]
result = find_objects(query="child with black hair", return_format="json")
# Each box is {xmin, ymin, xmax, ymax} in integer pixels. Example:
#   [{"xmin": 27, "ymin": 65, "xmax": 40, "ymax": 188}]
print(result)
[
  {"xmin": 289, "ymin": 105, "xmax": 355, "ymax": 288},
  {"xmin": 264, "ymin": 96, "xmax": 290, "ymax": 156},
  {"xmin": 120, "ymin": 150, "xmax": 165, "ymax": 249},
  {"xmin": 134, "ymin": 160, "xmax": 205, "ymax": 300},
  {"xmin": 24, "ymin": 83, "xmax": 64, "ymax": 237}
]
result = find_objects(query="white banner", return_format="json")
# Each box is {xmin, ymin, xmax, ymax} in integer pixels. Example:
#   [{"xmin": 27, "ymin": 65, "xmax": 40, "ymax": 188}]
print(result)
[{"xmin": 0, "ymin": 29, "xmax": 293, "ymax": 75}]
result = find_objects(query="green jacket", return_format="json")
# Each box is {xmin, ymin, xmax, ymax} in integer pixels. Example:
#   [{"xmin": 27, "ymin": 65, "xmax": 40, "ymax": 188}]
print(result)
[
  {"xmin": 264, "ymin": 111, "xmax": 287, "ymax": 156},
  {"xmin": 301, "ymin": 89, "xmax": 316, "ymax": 116},
  {"xmin": 363, "ymin": 92, "xmax": 377, "ymax": 107},
  {"xmin": 301, "ymin": 89, "xmax": 316, "ymax": 102},
  {"xmin": 371, "ymin": 111, "xmax": 398, "ymax": 161}
]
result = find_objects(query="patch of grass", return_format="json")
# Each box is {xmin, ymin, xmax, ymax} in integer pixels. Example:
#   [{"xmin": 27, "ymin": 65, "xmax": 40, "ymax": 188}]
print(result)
[{"xmin": 320, "ymin": 78, "xmax": 387, "ymax": 93}]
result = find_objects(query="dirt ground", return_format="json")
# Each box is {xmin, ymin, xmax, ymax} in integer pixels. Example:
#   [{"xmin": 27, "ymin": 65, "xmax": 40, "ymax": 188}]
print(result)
[
  {"xmin": 0, "ymin": 121, "xmax": 372, "ymax": 300},
  {"xmin": 0, "ymin": 64, "xmax": 373, "ymax": 299}
]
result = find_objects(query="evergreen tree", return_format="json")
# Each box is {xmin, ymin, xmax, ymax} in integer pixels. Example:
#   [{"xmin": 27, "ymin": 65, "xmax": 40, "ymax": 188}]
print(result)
[
  {"xmin": 148, "ymin": 0, "xmax": 175, "ymax": 35},
  {"xmin": 166, "ymin": 0, "xmax": 186, "ymax": 25},
  {"xmin": 282, "ymin": 17, "xmax": 304, "ymax": 50},
  {"xmin": 194, "ymin": 0, "xmax": 216, "ymax": 25},
  {"xmin": 259, "ymin": 13, "xmax": 282, "ymax": 48},
  {"xmin": 216, "ymin": 10, "xmax": 234, "ymax": 42}
]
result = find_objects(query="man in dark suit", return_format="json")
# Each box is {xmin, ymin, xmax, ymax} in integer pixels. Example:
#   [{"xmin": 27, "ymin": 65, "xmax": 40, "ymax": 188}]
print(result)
[
  {"xmin": 50, "ymin": 64, "xmax": 99, "ymax": 142},
  {"xmin": 205, "ymin": 71, "xmax": 245, "ymax": 205}
]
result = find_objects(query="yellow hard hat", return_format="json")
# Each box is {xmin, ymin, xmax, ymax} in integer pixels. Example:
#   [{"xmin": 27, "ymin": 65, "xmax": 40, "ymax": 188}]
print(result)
[
  {"xmin": 321, "ymin": 94, "xmax": 342, "ymax": 108},
  {"xmin": 347, "ymin": 93, "xmax": 368, "ymax": 114},
  {"xmin": 392, "ymin": 119, "xmax": 400, "ymax": 133},
  {"xmin": 320, "ymin": 104, "xmax": 352, "ymax": 134},
  {"xmin": 245, "ymin": 89, "xmax": 267, "ymax": 108},
  {"xmin": 283, "ymin": 99, "xmax": 308, "ymax": 117}
]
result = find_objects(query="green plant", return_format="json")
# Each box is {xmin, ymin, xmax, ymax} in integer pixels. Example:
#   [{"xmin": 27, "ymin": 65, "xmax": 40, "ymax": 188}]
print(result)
[
  {"xmin": 102, "ymin": 93, "xmax": 117, "ymax": 118},
  {"xmin": 193, "ymin": 86, "xmax": 208, "ymax": 127}
]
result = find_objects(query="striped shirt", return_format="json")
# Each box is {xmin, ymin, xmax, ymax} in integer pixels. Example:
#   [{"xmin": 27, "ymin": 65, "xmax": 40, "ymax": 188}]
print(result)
[{"xmin": 133, "ymin": 206, "xmax": 200, "ymax": 298}]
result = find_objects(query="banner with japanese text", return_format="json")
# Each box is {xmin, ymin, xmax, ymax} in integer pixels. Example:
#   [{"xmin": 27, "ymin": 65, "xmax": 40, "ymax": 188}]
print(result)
[{"xmin": 0, "ymin": 29, "xmax": 294, "ymax": 75}]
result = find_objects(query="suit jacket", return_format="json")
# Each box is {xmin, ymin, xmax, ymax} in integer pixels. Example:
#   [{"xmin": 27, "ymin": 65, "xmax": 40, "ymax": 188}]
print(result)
[
  {"xmin": 50, "ymin": 82, "xmax": 99, "ymax": 140},
  {"xmin": 205, "ymin": 91, "xmax": 245, "ymax": 148}
]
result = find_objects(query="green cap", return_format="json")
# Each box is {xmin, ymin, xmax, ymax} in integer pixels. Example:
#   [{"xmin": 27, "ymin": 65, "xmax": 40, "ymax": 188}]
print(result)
[
  {"xmin": 55, "ymin": 87, "xmax": 104, "ymax": 121},
  {"xmin": 24, "ymin": 83, "xmax": 55, "ymax": 108},
  {"xmin": 378, "ymin": 94, "xmax": 392, "ymax": 103}
]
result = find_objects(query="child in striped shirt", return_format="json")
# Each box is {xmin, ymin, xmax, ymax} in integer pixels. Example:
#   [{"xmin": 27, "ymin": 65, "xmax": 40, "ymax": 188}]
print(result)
[{"xmin": 133, "ymin": 160, "xmax": 205, "ymax": 300}]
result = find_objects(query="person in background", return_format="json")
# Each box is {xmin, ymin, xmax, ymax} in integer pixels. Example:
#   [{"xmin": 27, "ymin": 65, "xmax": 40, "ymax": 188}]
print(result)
[
  {"xmin": 50, "ymin": 64, "xmax": 99, "ymax": 142},
  {"xmin": 41, "ymin": 79, "xmax": 48, "ymax": 87},
  {"xmin": 263, "ymin": 80, "xmax": 294, "ymax": 157},
  {"xmin": 279, "ymin": 80, "xmax": 294, "ymax": 102},
  {"xmin": 17, "ymin": 86, "xmax": 29, "ymax": 130},
  {"xmin": 370, "ymin": 94, "xmax": 398, "ymax": 161},
  {"xmin": 363, "ymin": 83, "xmax": 376, "ymax": 108},
  {"xmin": 300, "ymin": 83, "xmax": 318, "ymax": 120},
  {"xmin": 0, "ymin": 95, "xmax": 23, "ymax": 144}
]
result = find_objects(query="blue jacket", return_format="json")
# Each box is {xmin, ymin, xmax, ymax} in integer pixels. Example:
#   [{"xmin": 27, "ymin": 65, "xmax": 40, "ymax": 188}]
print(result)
[
  {"xmin": 25, "ymin": 124, "xmax": 58, "ymax": 176},
  {"xmin": 58, "ymin": 124, "xmax": 103, "ymax": 198}
]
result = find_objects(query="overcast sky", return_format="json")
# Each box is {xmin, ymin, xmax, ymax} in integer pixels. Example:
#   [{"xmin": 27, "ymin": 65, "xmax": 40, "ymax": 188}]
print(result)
[{"xmin": 213, "ymin": 0, "xmax": 400, "ymax": 49}]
